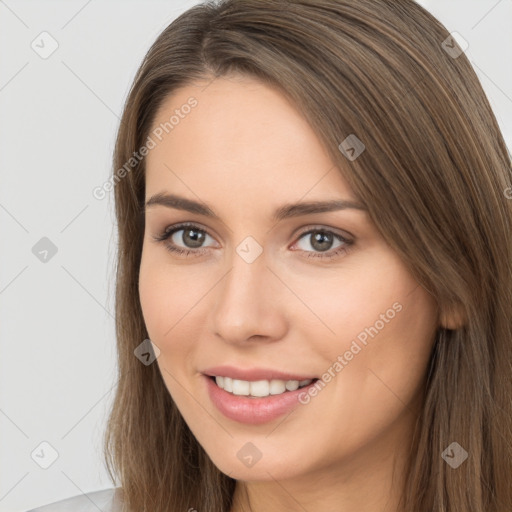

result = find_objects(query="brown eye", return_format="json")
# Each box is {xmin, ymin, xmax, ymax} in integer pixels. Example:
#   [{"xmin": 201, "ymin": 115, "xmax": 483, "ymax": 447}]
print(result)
[
  {"xmin": 152, "ymin": 223, "xmax": 216, "ymax": 257},
  {"xmin": 174, "ymin": 227, "xmax": 207, "ymax": 248},
  {"xmin": 293, "ymin": 228, "xmax": 354, "ymax": 260}
]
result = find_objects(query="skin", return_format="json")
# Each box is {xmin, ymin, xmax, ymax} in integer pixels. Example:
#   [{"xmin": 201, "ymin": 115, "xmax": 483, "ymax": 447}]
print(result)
[{"xmin": 139, "ymin": 74, "xmax": 456, "ymax": 512}]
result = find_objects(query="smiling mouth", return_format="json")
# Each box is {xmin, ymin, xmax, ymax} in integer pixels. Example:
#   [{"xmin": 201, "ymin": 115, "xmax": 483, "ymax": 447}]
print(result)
[{"xmin": 209, "ymin": 375, "xmax": 319, "ymax": 398}]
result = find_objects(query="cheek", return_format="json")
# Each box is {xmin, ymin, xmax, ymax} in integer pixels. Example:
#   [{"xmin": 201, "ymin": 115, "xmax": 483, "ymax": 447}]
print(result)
[
  {"xmin": 290, "ymin": 252, "xmax": 420, "ymax": 355},
  {"xmin": 299, "ymin": 250, "xmax": 438, "ymax": 406},
  {"xmin": 139, "ymin": 257, "xmax": 218, "ymax": 443},
  {"xmin": 138, "ymin": 252, "xmax": 209, "ymax": 385},
  {"xmin": 297, "ymin": 275, "xmax": 437, "ymax": 461},
  {"xmin": 138, "ymin": 248, "xmax": 201, "ymax": 342},
  {"xmin": 325, "ymin": 277, "xmax": 437, "ymax": 432}
]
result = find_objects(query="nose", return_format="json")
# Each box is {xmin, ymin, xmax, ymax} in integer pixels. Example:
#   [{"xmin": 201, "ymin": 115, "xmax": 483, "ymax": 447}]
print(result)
[{"xmin": 209, "ymin": 246, "xmax": 288, "ymax": 345}]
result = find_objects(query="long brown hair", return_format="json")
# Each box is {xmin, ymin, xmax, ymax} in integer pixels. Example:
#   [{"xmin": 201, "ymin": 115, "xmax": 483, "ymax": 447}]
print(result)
[{"xmin": 103, "ymin": 1, "xmax": 512, "ymax": 510}]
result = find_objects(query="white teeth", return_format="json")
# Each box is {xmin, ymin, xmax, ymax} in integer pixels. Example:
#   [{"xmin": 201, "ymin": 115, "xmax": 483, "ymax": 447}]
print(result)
[
  {"xmin": 213, "ymin": 376, "xmax": 313, "ymax": 397},
  {"xmin": 224, "ymin": 377, "xmax": 233, "ymax": 392},
  {"xmin": 232, "ymin": 379, "xmax": 250, "ymax": 396},
  {"xmin": 285, "ymin": 380, "xmax": 299, "ymax": 391},
  {"xmin": 269, "ymin": 380, "xmax": 286, "ymax": 395},
  {"xmin": 250, "ymin": 380, "xmax": 270, "ymax": 397}
]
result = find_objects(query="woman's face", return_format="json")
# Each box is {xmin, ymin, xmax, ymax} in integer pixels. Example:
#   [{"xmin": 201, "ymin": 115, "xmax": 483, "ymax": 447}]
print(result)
[{"xmin": 139, "ymin": 74, "xmax": 440, "ymax": 482}]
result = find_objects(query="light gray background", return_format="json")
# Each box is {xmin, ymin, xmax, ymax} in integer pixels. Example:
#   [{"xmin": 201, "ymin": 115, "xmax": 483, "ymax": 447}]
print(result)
[{"xmin": 1, "ymin": 1, "xmax": 511, "ymax": 511}]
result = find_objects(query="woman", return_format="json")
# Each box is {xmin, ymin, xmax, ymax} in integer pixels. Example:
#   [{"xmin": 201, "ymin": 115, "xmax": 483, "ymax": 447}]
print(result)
[{"xmin": 28, "ymin": 0, "xmax": 512, "ymax": 510}]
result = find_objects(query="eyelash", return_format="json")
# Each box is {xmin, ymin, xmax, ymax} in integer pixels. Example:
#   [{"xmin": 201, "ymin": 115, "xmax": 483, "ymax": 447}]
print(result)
[{"xmin": 151, "ymin": 222, "xmax": 354, "ymax": 260}]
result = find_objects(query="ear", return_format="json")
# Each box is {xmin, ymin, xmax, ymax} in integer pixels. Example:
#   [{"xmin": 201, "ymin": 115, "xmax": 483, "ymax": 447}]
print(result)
[{"xmin": 439, "ymin": 302, "xmax": 466, "ymax": 330}]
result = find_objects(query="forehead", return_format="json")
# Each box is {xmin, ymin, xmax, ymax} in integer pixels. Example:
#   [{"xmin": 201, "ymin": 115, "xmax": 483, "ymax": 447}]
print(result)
[{"xmin": 145, "ymin": 75, "xmax": 355, "ymax": 203}]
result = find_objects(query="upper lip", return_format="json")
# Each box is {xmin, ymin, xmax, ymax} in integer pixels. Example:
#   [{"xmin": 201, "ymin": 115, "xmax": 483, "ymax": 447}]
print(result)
[{"xmin": 202, "ymin": 365, "xmax": 317, "ymax": 382}]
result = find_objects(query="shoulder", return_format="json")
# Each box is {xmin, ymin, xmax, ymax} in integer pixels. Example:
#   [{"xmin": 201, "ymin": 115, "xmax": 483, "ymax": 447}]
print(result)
[{"xmin": 25, "ymin": 487, "xmax": 123, "ymax": 512}]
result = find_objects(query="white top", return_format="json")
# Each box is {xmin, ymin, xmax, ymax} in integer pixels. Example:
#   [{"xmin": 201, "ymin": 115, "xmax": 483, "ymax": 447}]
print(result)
[{"xmin": 26, "ymin": 488, "xmax": 123, "ymax": 512}]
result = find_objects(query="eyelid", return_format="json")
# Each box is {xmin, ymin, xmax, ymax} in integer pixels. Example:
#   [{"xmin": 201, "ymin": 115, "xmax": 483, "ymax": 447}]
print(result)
[
  {"xmin": 154, "ymin": 221, "xmax": 219, "ymax": 243},
  {"xmin": 293, "ymin": 224, "xmax": 354, "ymax": 242}
]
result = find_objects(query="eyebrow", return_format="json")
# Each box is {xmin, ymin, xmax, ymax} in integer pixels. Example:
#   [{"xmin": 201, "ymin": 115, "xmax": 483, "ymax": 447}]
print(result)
[{"xmin": 144, "ymin": 192, "xmax": 367, "ymax": 222}]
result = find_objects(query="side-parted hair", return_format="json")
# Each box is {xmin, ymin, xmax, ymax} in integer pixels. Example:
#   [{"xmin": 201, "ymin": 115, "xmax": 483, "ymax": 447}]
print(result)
[{"xmin": 103, "ymin": 1, "xmax": 512, "ymax": 510}]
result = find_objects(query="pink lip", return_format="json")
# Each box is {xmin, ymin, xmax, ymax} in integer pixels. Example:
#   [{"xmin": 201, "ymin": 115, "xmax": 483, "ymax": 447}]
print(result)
[
  {"xmin": 202, "ymin": 365, "xmax": 316, "ymax": 382},
  {"xmin": 203, "ymin": 375, "xmax": 318, "ymax": 425}
]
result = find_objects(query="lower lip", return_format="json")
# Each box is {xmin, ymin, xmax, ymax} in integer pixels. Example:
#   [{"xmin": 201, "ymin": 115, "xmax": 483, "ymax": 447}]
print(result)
[{"xmin": 204, "ymin": 375, "xmax": 317, "ymax": 425}]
